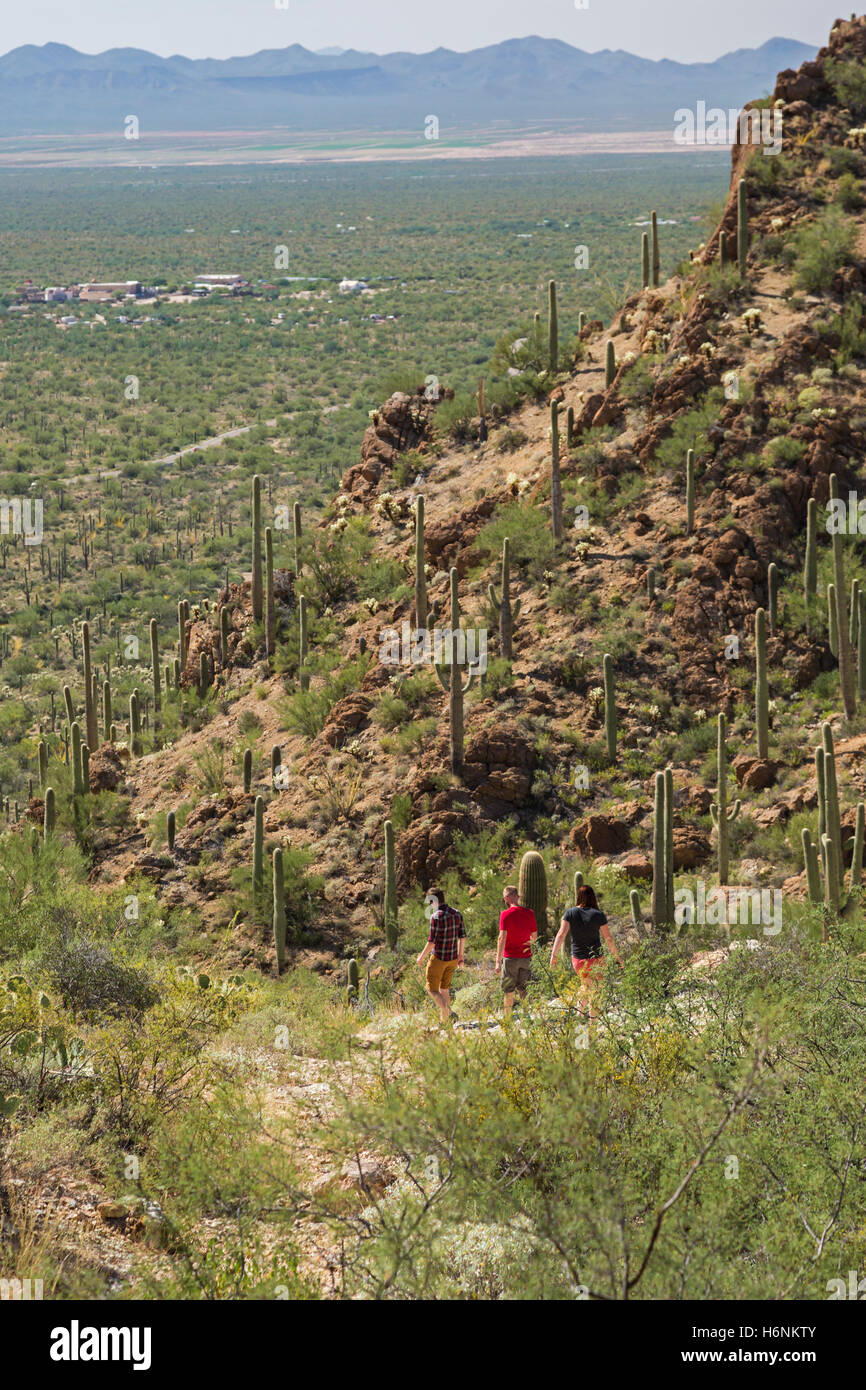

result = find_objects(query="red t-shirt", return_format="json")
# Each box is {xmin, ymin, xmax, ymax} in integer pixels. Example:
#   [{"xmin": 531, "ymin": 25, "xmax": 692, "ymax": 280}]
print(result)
[{"xmin": 499, "ymin": 905, "xmax": 537, "ymax": 959}]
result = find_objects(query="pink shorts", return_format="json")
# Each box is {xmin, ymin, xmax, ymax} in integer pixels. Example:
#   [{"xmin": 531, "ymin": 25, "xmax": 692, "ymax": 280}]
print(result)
[{"xmin": 571, "ymin": 957, "xmax": 605, "ymax": 983}]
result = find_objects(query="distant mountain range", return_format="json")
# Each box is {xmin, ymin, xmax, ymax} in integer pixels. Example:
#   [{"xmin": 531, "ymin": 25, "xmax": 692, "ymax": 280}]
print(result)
[{"xmin": 0, "ymin": 36, "xmax": 817, "ymax": 137}]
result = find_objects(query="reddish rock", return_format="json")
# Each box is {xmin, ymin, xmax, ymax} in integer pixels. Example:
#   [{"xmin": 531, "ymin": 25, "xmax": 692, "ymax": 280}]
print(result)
[
  {"xmin": 395, "ymin": 809, "xmax": 477, "ymax": 892},
  {"xmin": 732, "ymin": 756, "xmax": 779, "ymax": 790},
  {"xmin": 618, "ymin": 851, "xmax": 653, "ymax": 882},
  {"xmin": 321, "ymin": 693, "xmax": 373, "ymax": 748},
  {"xmin": 462, "ymin": 724, "xmax": 536, "ymax": 809},
  {"xmin": 672, "ymin": 826, "xmax": 711, "ymax": 869},
  {"xmin": 571, "ymin": 815, "xmax": 631, "ymax": 856},
  {"xmin": 88, "ymin": 743, "xmax": 127, "ymax": 793}
]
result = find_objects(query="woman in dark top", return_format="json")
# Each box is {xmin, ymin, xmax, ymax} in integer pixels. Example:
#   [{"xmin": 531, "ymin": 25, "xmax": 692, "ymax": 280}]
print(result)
[{"xmin": 550, "ymin": 885, "xmax": 623, "ymax": 1016}]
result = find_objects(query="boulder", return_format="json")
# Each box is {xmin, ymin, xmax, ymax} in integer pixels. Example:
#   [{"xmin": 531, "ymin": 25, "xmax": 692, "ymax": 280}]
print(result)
[
  {"xmin": 321, "ymin": 693, "xmax": 373, "ymax": 748},
  {"xmin": 732, "ymin": 755, "xmax": 779, "ymax": 790},
  {"xmin": 672, "ymin": 826, "xmax": 711, "ymax": 869},
  {"xmin": 88, "ymin": 743, "xmax": 127, "ymax": 794},
  {"xmin": 571, "ymin": 815, "xmax": 630, "ymax": 856}
]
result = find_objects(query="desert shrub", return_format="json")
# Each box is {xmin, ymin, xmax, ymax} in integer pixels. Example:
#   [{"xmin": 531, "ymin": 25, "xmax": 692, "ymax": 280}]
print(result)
[
  {"xmin": 652, "ymin": 389, "xmax": 724, "ymax": 472},
  {"xmin": 825, "ymin": 56, "xmax": 866, "ymax": 119},
  {"xmin": 43, "ymin": 925, "xmax": 159, "ymax": 1021},
  {"xmin": 835, "ymin": 172, "xmax": 863, "ymax": 212},
  {"xmin": 789, "ymin": 208, "xmax": 857, "ymax": 293},
  {"xmin": 473, "ymin": 500, "xmax": 558, "ymax": 578}
]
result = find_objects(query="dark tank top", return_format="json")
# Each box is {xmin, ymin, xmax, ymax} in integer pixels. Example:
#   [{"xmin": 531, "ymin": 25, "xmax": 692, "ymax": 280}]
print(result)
[{"xmin": 563, "ymin": 906, "xmax": 607, "ymax": 959}]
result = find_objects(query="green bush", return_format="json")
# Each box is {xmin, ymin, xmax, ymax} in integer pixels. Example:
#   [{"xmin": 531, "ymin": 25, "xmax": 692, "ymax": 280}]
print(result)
[{"xmin": 790, "ymin": 208, "xmax": 857, "ymax": 293}]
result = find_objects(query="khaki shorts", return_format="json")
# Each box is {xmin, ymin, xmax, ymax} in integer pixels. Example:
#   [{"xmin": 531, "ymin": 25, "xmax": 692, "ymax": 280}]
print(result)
[
  {"xmin": 501, "ymin": 958, "xmax": 532, "ymax": 995},
  {"xmin": 426, "ymin": 956, "xmax": 459, "ymax": 992}
]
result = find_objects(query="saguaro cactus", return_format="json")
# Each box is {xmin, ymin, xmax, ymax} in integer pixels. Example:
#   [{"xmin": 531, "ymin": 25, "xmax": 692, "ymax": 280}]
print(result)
[
  {"xmin": 71, "ymin": 722, "xmax": 84, "ymax": 797},
  {"xmin": 251, "ymin": 474, "xmax": 263, "ymax": 622},
  {"xmin": 755, "ymin": 607, "xmax": 769, "ymax": 759},
  {"xmin": 243, "ymin": 748, "xmax": 253, "ymax": 793},
  {"xmin": 129, "ymin": 691, "xmax": 141, "ymax": 757},
  {"xmin": 434, "ymin": 568, "xmax": 477, "ymax": 779},
  {"xmin": 605, "ymin": 340, "xmax": 616, "ymax": 389},
  {"xmin": 518, "ymin": 849, "xmax": 548, "ymax": 942},
  {"xmin": 803, "ymin": 497, "xmax": 818, "ymax": 634},
  {"xmin": 710, "ymin": 713, "xmax": 740, "ymax": 885},
  {"xmin": 346, "ymin": 958, "xmax": 360, "ymax": 1002},
  {"xmin": 383, "ymin": 818, "xmax": 398, "ymax": 949},
  {"xmin": 414, "ymin": 495, "xmax": 428, "ymax": 631},
  {"xmin": 38, "ymin": 739, "xmax": 48, "ymax": 790},
  {"xmin": 550, "ymin": 401, "xmax": 563, "ymax": 541},
  {"xmin": 265, "ymin": 526, "xmax": 276, "ymax": 660},
  {"xmin": 686, "ymin": 449, "xmax": 695, "ymax": 535},
  {"xmin": 63, "ymin": 684, "xmax": 75, "ymax": 728},
  {"xmin": 548, "ymin": 278, "xmax": 558, "ymax": 374},
  {"xmin": 641, "ymin": 231, "xmax": 650, "ymax": 289},
  {"xmin": 220, "ymin": 605, "xmax": 230, "ymax": 664},
  {"xmin": 768, "ymin": 563, "xmax": 780, "ymax": 635},
  {"xmin": 858, "ymin": 588, "xmax": 866, "ymax": 700},
  {"xmin": 829, "ymin": 473, "xmax": 857, "ymax": 720},
  {"xmin": 43, "ymin": 787, "xmax": 56, "ymax": 840},
  {"xmin": 178, "ymin": 600, "xmax": 187, "ymax": 668},
  {"xmin": 488, "ymin": 537, "xmax": 520, "ymax": 660},
  {"xmin": 150, "ymin": 619, "xmax": 161, "ymax": 715},
  {"xmin": 651, "ymin": 209, "xmax": 660, "ymax": 286},
  {"xmin": 82, "ymin": 621, "xmax": 98, "ymax": 751},
  {"xmin": 167, "ymin": 810, "xmax": 176, "ymax": 850},
  {"xmin": 273, "ymin": 847, "xmax": 287, "ymax": 973},
  {"xmin": 602, "ymin": 653, "xmax": 617, "ymax": 763},
  {"xmin": 292, "ymin": 501, "xmax": 302, "ymax": 576},
  {"xmin": 801, "ymin": 828, "xmax": 822, "ymax": 904},
  {"xmin": 737, "ymin": 179, "xmax": 748, "ymax": 277},
  {"xmin": 298, "ymin": 595, "xmax": 309, "ymax": 691},
  {"xmin": 828, "ymin": 583, "xmax": 839, "ymax": 656},
  {"xmin": 102, "ymin": 680, "xmax": 112, "ymax": 742},
  {"xmin": 651, "ymin": 771, "xmax": 674, "ymax": 929},
  {"xmin": 566, "ymin": 404, "xmax": 575, "ymax": 450},
  {"xmin": 252, "ymin": 795, "xmax": 264, "ymax": 897}
]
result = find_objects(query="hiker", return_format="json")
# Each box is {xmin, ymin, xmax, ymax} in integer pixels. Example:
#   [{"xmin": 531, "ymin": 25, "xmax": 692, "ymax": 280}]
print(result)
[
  {"xmin": 550, "ymin": 885, "xmax": 623, "ymax": 1020},
  {"xmin": 496, "ymin": 885, "xmax": 537, "ymax": 1017},
  {"xmin": 416, "ymin": 888, "xmax": 465, "ymax": 1024}
]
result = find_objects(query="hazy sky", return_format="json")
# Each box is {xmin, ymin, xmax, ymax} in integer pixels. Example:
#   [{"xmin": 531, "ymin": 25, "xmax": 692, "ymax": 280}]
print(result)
[{"xmin": 2, "ymin": 0, "xmax": 843, "ymax": 61}]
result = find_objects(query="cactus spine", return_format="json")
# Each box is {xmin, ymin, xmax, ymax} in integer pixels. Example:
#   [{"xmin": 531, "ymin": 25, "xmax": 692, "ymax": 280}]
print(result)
[
  {"xmin": 803, "ymin": 497, "xmax": 817, "ymax": 633},
  {"xmin": 755, "ymin": 607, "xmax": 769, "ymax": 759},
  {"xmin": 414, "ymin": 496, "xmax": 428, "ymax": 630},
  {"xmin": 737, "ymin": 179, "xmax": 748, "ymax": 277},
  {"xmin": 518, "ymin": 849, "xmax": 548, "ymax": 942},
  {"xmin": 829, "ymin": 473, "xmax": 857, "ymax": 720},
  {"xmin": 251, "ymin": 474, "xmax": 263, "ymax": 622},
  {"xmin": 650, "ymin": 209, "xmax": 660, "ymax": 286},
  {"xmin": 548, "ymin": 278, "xmax": 558, "ymax": 374},
  {"xmin": 43, "ymin": 787, "xmax": 56, "ymax": 840},
  {"xmin": 433, "ymin": 567, "xmax": 477, "ymax": 778},
  {"xmin": 488, "ymin": 537, "xmax": 520, "ymax": 660},
  {"xmin": 298, "ymin": 595, "xmax": 309, "ymax": 691},
  {"xmin": 383, "ymin": 819, "xmax": 398, "ymax": 949},
  {"xmin": 603, "ymin": 653, "xmax": 616, "ymax": 764},
  {"xmin": 710, "ymin": 713, "xmax": 741, "ymax": 886},
  {"xmin": 167, "ymin": 810, "xmax": 176, "ymax": 850},
  {"xmin": 605, "ymin": 340, "xmax": 615, "ymax": 389},
  {"xmin": 273, "ymin": 847, "xmax": 287, "ymax": 973},
  {"xmin": 550, "ymin": 401, "xmax": 563, "ymax": 541},
  {"xmin": 641, "ymin": 231, "xmax": 649, "ymax": 289},
  {"xmin": 82, "ymin": 620, "xmax": 98, "ymax": 751},
  {"xmin": 252, "ymin": 795, "xmax": 264, "ymax": 897},
  {"xmin": 767, "ymin": 562, "xmax": 779, "ymax": 635},
  {"xmin": 686, "ymin": 449, "xmax": 695, "ymax": 535}
]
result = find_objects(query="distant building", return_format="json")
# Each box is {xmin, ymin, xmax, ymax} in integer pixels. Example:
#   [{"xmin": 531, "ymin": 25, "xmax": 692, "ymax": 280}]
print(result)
[
  {"xmin": 15, "ymin": 282, "xmax": 43, "ymax": 304},
  {"xmin": 44, "ymin": 287, "xmax": 69, "ymax": 302},
  {"xmin": 194, "ymin": 274, "xmax": 244, "ymax": 287},
  {"xmin": 79, "ymin": 281, "xmax": 142, "ymax": 301},
  {"xmin": 339, "ymin": 279, "xmax": 369, "ymax": 293}
]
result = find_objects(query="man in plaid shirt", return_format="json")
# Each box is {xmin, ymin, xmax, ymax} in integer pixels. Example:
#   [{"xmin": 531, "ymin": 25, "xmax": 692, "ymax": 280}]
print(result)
[{"xmin": 417, "ymin": 887, "xmax": 466, "ymax": 1024}]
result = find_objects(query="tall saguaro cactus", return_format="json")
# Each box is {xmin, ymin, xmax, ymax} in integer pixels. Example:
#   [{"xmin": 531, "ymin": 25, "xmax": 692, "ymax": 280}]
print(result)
[
  {"xmin": 650, "ymin": 209, "xmax": 660, "ymax": 287},
  {"xmin": 641, "ymin": 231, "xmax": 650, "ymax": 289},
  {"xmin": 550, "ymin": 401, "xmax": 563, "ymax": 541},
  {"xmin": 82, "ymin": 620, "xmax": 98, "ymax": 751},
  {"xmin": 518, "ymin": 849, "xmax": 548, "ymax": 942},
  {"xmin": 767, "ymin": 563, "xmax": 780, "ymax": 635},
  {"xmin": 686, "ymin": 449, "xmax": 695, "ymax": 535},
  {"xmin": 43, "ymin": 787, "xmax": 56, "ymax": 840},
  {"xmin": 829, "ymin": 473, "xmax": 857, "ymax": 720},
  {"xmin": 265, "ymin": 526, "xmax": 276, "ymax": 660},
  {"xmin": 252, "ymin": 795, "xmax": 264, "ymax": 898},
  {"xmin": 149, "ymin": 618, "xmax": 161, "ymax": 715},
  {"xmin": 813, "ymin": 722, "xmax": 864, "ymax": 919},
  {"xmin": 251, "ymin": 474, "xmax": 263, "ymax": 622},
  {"xmin": 548, "ymin": 278, "xmax": 558, "ymax": 375},
  {"xmin": 710, "ymin": 713, "xmax": 740, "ymax": 885},
  {"xmin": 298, "ymin": 595, "xmax": 309, "ymax": 691},
  {"xmin": 71, "ymin": 722, "xmax": 85, "ymax": 797},
  {"xmin": 273, "ymin": 847, "xmax": 287, "ymax": 973},
  {"xmin": 488, "ymin": 537, "xmax": 521, "ymax": 660},
  {"xmin": 755, "ymin": 607, "xmax": 769, "ymax": 759},
  {"xmin": 414, "ymin": 495, "xmax": 428, "ymax": 631},
  {"xmin": 292, "ymin": 501, "xmax": 302, "ymax": 577},
  {"xmin": 605, "ymin": 340, "xmax": 616, "ymax": 389},
  {"xmin": 651, "ymin": 771, "xmax": 674, "ymax": 928},
  {"xmin": 803, "ymin": 497, "xmax": 818, "ymax": 634},
  {"xmin": 434, "ymin": 567, "xmax": 477, "ymax": 779},
  {"xmin": 383, "ymin": 818, "xmax": 398, "ymax": 949}
]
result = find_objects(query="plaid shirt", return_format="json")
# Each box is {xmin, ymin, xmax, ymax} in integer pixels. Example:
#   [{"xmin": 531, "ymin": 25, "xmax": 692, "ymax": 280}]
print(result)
[{"xmin": 428, "ymin": 904, "xmax": 466, "ymax": 961}]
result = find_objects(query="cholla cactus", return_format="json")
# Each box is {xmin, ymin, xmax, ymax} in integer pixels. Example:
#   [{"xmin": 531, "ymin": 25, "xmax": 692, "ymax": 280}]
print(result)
[{"xmin": 742, "ymin": 307, "xmax": 763, "ymax": 335}]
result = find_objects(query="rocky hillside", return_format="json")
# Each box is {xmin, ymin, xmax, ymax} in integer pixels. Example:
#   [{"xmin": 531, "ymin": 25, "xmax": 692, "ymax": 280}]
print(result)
[{"xmin": 70, "ymin": 14, "xmax": 866, "ymax": 976}]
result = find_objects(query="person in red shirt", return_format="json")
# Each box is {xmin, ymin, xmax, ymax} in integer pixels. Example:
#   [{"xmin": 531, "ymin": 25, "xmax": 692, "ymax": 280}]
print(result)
[{"xmin": 496, "ymin": 885, "xmax": 537, "ymax": 1018}]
